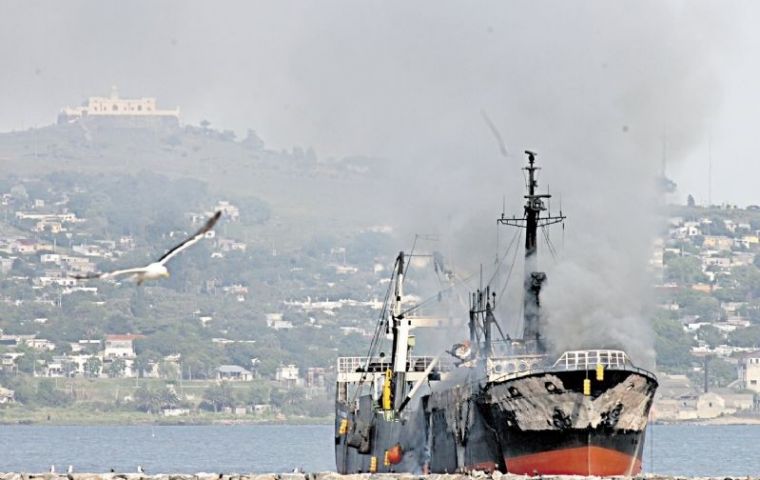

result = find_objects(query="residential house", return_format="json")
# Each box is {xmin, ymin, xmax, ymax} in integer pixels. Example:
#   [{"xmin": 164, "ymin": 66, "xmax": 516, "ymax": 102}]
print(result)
[
  {"xmin": 266, "ymin": 313, "xmax": 293, "ymax": 330},
  {"xmin": 0, "ymin": 258, "xmax": 13, "ymax": 274},
  {"xmin": 223, "ymin": 284, "xmax": 248, "ymax": 296},
  {"xmin": 0, "ymin": 352, "xmax": 24, "ymax": 372},
  {"xmin": 40, "ymin": 253, "xmax": 61, "ymax": 264},
  {"xmin": 738, "ymin": 235, "xmax": 760, "ymax": 249},
  {"xmin": 60, "ymin": 255, "xmax": 97, "ymax": 274},
  {"xmin": 162, "ymin": 408, "xmax": 190, "ymax": 417},
  {"xmin": 731, "ymin": 251, "xmax": 755, "ymax": 267},
  {"xmin": 26, "ymin": 338, "xmax": 55, "ymax": 351},
  {"xmin": 655, "ymin": 392, "xmax": 730, "ymax": 421},
  {"xmin": 0, "ymin": 387, "xmax": 14, "ymax": 403},
  {"xmin": 73, "ymin": 244, "xmax": 107, "ymax": 257},
  {"xmin": 104, "ymin": 334, "xmax": 141, "ymax": 358},
  {"xmin": 12, "ymin": 239, "xmax": 37, "ymax": 255},
  {"xmin": 44, "ymin": 354, "xmax": 98, "ymax": 377},
  {"xmin": 306, "ymin": 367, "xmax": 327, "ymax": 389},
  {"xmin": 738, "ymin": 351, "xmax": 760, "ymax": 393},
  {"xmin": 214, "ymin": 201, "xmax": 240, "ymax": 222},
  {"xmin": 71, "ymin": 339, "xmax": 101, "ymax": 354},
  {"xmin": 702, "ymin": 256, "xmax": 731, "ymax": 270},
  {"xmin": 702, "ymin": 235, "xmax": 734, "ymax": 252},
  {"xmin": 0, "ymin": 334, "xmax": 35, "ymax": 347},
  {"xmin": 275, "ymin": 364, "xmax": 300, "ymax": 386},
  {"xmin": 37, "ymin": 276, "xmax": 77, "ymax": 287},
  {"xmin": 216, "ymin": 365, "xmax": 253, "ymax": 381},
  {"xmin": 217, "ymin": 238, "xmax": 247, "ymax": 252},
  {"xmin": 119, "ymin": 236, "xmax": 135, "ymax": 250},
  {"xmin": 34, "ymin": 220, "xmax": 63, "ymax": 233}
]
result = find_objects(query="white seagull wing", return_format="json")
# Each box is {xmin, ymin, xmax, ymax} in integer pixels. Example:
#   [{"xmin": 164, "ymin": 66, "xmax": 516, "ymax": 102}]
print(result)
[
  {"xmin": 157, "ymin": 211, "xmax": 221, "ymax": 266},
  {"xmin": 100, "ymin": 267, "xmax": 151, "ymax": 279},
  {"xmin": 72, "ymin": 267, "xmax": 149, "ymax": 280}
]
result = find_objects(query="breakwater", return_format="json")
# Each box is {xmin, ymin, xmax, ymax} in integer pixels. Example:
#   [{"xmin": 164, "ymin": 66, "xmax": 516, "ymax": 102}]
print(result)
[{"xmin": 0, "ymin": 473, "xmax": 755, "ymax": 480}]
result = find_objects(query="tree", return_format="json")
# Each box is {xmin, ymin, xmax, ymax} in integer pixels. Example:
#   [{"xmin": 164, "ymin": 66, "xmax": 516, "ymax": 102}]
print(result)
[
  {"xmin": 36, "ymin": 379, "xmax": 72, "ymax": 407},
  {"xmin": 158, "ymin": 360, "xmax": 180, "ymax": 380},
  {"xmin": 134, "ymin": 384, "xmax": 179, "ymax": 414},
  {"xmin": 696, "ymin": 325, "xmax": 724, "ymax": 349},
  {"xmin": 728, "ymin": 326, "xmax": 760, "ymax": 348},
  {"xmin": 269, "ymin": 387, "xmax": 287, "ymax": 409},
  {"xmin": 242, "ymin": 129, "xmax": 265, "ymax": 150},
  {"xmin": 106, "ymin": 358, "xmax": 126, "ymax": 378},
  {"xmin": 84, "ymin": 356, "xmax": 102, "ymax": 378},
  {"xmin": 62, "ymin": 359, "xmax": 78, "ymax": 378},
  {"xmin": 665, "ymin": 256, "xmax": 706, "ymax": 285},
  {"xmin": 246, "ymin": 382, "xmax": 271, "ymax": 405},
  {"xmin": 674, "ymin": 290, "xmax": 721, "ymax": 322},
  {"xmin": 687, "ymin": 194, "xmax": 696, "ymax": 207},
  {"xmin": 706, "ymin": 357, "xmax": 736, "ymax": 388},
  {"xmin": 653, "ymin": 314, "xmax": 695, "ymax": 371},
  {"xmin": 134, "ymin": 351, "xmax": 160, "ymax": 378},
  {"xmin": 202, "ymin": 382, "xmax": 235, "ymax": 412},
  {"xmin": 16, "ymin": 349, "xmax": 38, "ymax": 375},
  {"xmin": 728, "ymin": 265, "xmax": 760, "ymax": 299}
]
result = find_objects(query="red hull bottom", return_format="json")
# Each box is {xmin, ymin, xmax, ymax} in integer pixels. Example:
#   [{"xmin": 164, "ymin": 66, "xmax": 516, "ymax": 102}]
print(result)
[{"xmin": 506, "ymin": 446, "xmax": 642, "ymax": 476}]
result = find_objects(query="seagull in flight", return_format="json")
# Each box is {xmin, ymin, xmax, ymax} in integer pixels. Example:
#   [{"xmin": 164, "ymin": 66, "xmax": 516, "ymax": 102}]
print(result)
[{"xmin": 73, "ymin": 211, "xmax": 221, "ymax": 285}]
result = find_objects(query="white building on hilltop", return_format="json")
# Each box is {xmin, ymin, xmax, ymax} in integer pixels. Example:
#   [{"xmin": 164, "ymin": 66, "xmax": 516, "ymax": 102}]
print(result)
[{"xmin": 58, "ymin": 87, "xmax": 179, "ymax": 127}]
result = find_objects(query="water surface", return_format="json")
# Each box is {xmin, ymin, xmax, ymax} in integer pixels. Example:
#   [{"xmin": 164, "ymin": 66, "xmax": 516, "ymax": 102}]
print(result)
[{"xmin": 0, "ymin": 423, "xmax": 758, "ymax": 476}]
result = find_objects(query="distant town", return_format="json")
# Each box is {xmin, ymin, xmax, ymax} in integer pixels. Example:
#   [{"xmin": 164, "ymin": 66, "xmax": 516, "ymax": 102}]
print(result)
[
  {"xmin": 652, "ymin": 199, "xmax": 760, "ymax": 422},
  {"xmin": 0, "ymin": 91, "xmax": 390, "ymax": 422},
  {"xmin": 0, "ymin": 91, "xmax": 759, "ymax": 424}
]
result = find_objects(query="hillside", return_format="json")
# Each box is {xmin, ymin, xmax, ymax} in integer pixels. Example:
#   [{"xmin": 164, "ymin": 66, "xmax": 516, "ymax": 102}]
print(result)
[{"xmin": 0, "ymin": 123, "xmax": 389, "ymax": 247}]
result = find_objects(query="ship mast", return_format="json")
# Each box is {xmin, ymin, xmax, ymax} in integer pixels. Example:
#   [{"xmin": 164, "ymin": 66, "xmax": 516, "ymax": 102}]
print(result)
[
  {"xmin": 499, "ymin": 151, "xmax": 565, "ymax": 352},
  {"xmin": 389, "ymin": 251, "xmax": 409, "ymax": 409}
]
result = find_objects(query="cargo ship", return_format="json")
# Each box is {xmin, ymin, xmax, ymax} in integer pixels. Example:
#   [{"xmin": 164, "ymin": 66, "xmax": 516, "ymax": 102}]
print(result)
[{"xmin": 335, "ymin": 151, "xmax": 658, "ymax": 475}]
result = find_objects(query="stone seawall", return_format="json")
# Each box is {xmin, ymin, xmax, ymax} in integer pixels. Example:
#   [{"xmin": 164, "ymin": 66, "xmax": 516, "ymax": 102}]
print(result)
[{"xmin": 0, "ymin": 473, "xmax": 753, "ymax": 480}]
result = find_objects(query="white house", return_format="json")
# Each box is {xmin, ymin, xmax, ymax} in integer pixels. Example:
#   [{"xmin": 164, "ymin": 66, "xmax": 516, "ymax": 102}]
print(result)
[
  {"xmin": 275, "ymin": 364, "xmax": 300, "ymax": 386},
  {"xmin": 216, "ymin": 365, "xmax": 253, "ymax": 381},
  {"xmin": 738, "ymin": 351, "xmax": 760, "ymax": 393},
  {"xmin": 104, "ymin": 334, "xmax": 140, "ymax": 358}
]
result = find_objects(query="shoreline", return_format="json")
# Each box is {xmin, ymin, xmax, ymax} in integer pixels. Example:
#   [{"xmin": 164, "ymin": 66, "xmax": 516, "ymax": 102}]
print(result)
[
  {"xmin": 0, "ymin": 418, "xmax": 333, "ymax": 427},
  {"xmin": 0, "ymin": 408, "xmax": 332, "ymax": 427},
  {"xmin": 653, "ymin": 414, "xmax": 760, "ymax": 426},
  {"xmin": 5, "ymin": 411, "xmax": 760, "ymax": 427},
  {"xmin": 0, "ymin": 473, "xmax": 757, "ymax": 480}
]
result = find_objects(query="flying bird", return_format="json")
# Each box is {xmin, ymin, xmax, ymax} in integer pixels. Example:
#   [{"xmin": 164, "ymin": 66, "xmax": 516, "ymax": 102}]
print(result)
[{"xmin": 73, "ymin": 211, "xmax": 221, "ymax": 285}]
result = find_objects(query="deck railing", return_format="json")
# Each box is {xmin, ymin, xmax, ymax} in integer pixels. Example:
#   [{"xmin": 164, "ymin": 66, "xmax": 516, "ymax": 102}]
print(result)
[
  {"xmin": 552, "ymin": 349, "xmax": 630, "ymax": 369},
  {"xmin": 337, "ymin": 355, "xmax": 450, "ymax": 374}
]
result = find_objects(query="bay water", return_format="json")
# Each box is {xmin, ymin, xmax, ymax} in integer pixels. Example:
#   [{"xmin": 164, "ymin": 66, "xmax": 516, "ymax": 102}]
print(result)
[{"xmin": 0, "ymin": 424, "xmax": 757, "ymax": 476}]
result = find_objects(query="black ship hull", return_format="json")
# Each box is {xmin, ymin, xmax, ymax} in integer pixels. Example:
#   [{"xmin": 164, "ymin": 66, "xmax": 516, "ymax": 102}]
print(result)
[{"xmin": 336, "ymin": 366, "xmax": 656, "ymax": 475}]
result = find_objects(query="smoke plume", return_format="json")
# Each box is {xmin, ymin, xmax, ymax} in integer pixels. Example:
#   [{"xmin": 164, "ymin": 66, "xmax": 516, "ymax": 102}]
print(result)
[{"xmin": 0, "ymin": 1, "xmax": 743, "ymax": 366}]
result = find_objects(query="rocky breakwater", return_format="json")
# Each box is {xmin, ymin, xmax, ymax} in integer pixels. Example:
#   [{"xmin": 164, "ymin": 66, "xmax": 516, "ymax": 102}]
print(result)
[{"xmin": 0, "ymin": 473, "xmax": 755, "ymax": 480}]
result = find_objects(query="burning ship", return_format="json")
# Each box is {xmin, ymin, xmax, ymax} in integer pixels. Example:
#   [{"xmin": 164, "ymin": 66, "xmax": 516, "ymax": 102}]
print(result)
[{"xmin": 335, "ymin": 151, "xmax": 658, "ymax": 476}]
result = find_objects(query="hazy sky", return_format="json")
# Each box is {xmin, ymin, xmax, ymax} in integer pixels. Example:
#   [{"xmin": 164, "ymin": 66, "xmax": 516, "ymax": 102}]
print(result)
[{"xmin": 1, "ymin": 0, "xmax": 757, "ymax": 205}]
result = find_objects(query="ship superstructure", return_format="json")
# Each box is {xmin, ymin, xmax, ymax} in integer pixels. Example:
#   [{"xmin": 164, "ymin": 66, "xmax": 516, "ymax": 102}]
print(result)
[{"xmin": 335, "ymin": 151, "xmax": 658, "ymax": 475}]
